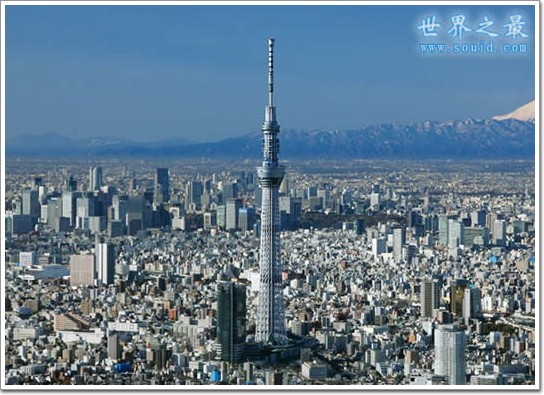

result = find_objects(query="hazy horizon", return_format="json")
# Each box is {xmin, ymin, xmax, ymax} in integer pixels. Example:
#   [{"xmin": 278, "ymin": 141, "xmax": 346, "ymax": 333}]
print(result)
[{"xmin": 5, "ymin": 97, "xmax": 536, "ymax": 146}]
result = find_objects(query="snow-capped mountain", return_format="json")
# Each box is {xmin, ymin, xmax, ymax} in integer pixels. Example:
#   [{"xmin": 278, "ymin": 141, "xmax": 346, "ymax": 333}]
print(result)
[{"xmin": 493, "ymin": 101, "xmax": 535, "ymax": 122}]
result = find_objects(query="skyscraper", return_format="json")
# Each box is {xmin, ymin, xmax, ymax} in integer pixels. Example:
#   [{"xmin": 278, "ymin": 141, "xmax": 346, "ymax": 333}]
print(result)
[
  {"xmin": 89, "ymin": 166, "xmax": 103, "ymax": 192},
  {"xmin": 420, "ymin": 277, "xmax": 441, "ymax": 318},
  {"xmin": 217, "ymin": 282, "xmax": 247, "ymax": 363},
  {"xmin": 255, "ymin": 38, "xmax": 287, "ymax": 346},
  {"xmin": 238, "ymin": 207, "xmax": 256, "ymax": 233},
  {"xmin": 76, "ymin": 195, "xmax": 96, "ymax": 230},
  {"xmin": 108, "ymin": 332, "xmax": 120, "ymax": 360},
  {"xmin": 470, "ymin": 209, "xmax": 487, "ymax": 227},
  {"xmin": 66, "ymin": 175, "xmax": 78, "ymax": 192},
  {"xmin": 370, "ymin": 192, "xmax": 380, "ymax": 211},
  {"xmin": 492, "ymin": 219, "xmax": 507, "ymax": 246},
  {"xmin": 47, "ymin": 197, "xmax": 68, "ymax": 232},
  {"xmin": 185, "ymin": 181, "xmax": 203, "ymax": 212},
  {"xmin": 62, "ymin": 191, "xmax": 78, "ymax": 228},
  {"xmin": 392, "ymin": 227, "xmax": 406, "ymax": 261},
  {"xmin": 126, "ymin": 196, "xmax": 144, "ymax": 235},
  {"xmin": 450, "ymin": 279, "xmax": 469, "ymax": 317},
  {"xmin": 353, "ymin": 218, "xmax": 365, "ymax": 236},
  {"xmin": 155, "ymin": 168, "xmax": 170, "ymax": 203},
  {"xmin": 21, "ymin": 189, "xmax": 40, "ymax": 218},
  {"xmin": 434, "ymin": 324, "xmax": 466, "ymax": 385},
  {"xmin": 438, "ymin": 214, "xmax": 449, "ymax": 247},
  {"xmin": 96, "ymin": 236, "xmax": 115, "ymax": 286},
  {"xmin": 463, "ymin": 287, "xmax": 482, "ymax": 322},
  {"xmin": 448, "ymin": 219, "xmax": 465, "ymax": 249},
  {"xmin": 279, "ymin": 196, "xmax": 302, "ymax": 230},
  {"xmin": 226, "ymin": 198, "xmax": 242, "ymax": 231},
  {"xmin": 216, "ymin": 205, "xmax": 226, "ymax": 229}
]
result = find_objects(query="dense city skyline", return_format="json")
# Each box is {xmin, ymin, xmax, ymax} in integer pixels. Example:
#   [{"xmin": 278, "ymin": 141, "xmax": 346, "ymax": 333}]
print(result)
[
  {"xmin": 3, "ymin": 157, "xmax": 537, "ymax": 387},
  {"xmin": 6, "ymin": 3, "xmax": 535, "ymax": 143}
]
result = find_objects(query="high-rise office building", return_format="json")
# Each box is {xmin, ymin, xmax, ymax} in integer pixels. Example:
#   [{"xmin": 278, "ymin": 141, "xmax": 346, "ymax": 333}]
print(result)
[
  {"xmin": 33, "ymin": 176, "xmax": 43, "ymax": 189},
  {"xmin": 108, "ymin": 332, "xmax": 120, "ymax": 360},
  {"xmin": 154, "ymin": 345, "xmax": 171, "ymax": 370},
  {"xmin": 96, "ymin": 236, "xmax": 115, "ymax": 286},
  {"xmin": 238, "ymin": 207, "xmax": 256, "ymax": 232},
  {"xmin": 370, "ymin": 192, "xmax": 380, "ymax": 211},
  {"xmin": 450, "ymin": 279, "xmax": 469, "ymax": 317},
  {"xmin": 393, "ymin": 227, "xmax": 406, "ymax": 261},
  {"xmin": 372, "ymin": 238, "xmax": 387, "ymax": 258},
  {"xmin": 47, "ymin": 197, "xmax": 69, "ymax": 232},
  {"xmin": 22, "ymin": 189, "xmax": 40, "ymax": 218},
  {"xmin": 65, "ymin": 175, "xmax": 78, "ymax": 192},
  {"xmin": 448, "ymin": 219, "xmax": 465, "ymax": 249},
  {"xmin": 76, "ymin": 195, "xmax": 96, "ymax": 229},
  {"xmin": 226, "ymin": 198, "xmax": 242, "ymax": 231},
  {"xmin": 279, "ymin": 175, "xmax": 289, "ymax": 195},
  {"xmin": 126, "ymin": 196, "xmax": 144, "ymax": 235},
  {"xmin": 353, "ymin": 218, "xmax": 365, "ymax": 236},
  {"xmin": 470, "ymin": 209, "xmax": 487, "ymax": 227},
  {"xmin": 420, "ymin": 277, "xmax": 441, "ymax": 318},
  {"xmin": 434, "ymin": 324, "xmax": 466, "ymax": 385},
  {"xmin": 70, "ymin": 254, "xmax": 96, "ymax": 287},
  {"xmin": 492, "ymin": 219, "xmax": 507, "ymax": 246},
  {"xmin": 317, "ymin": 187, "xmax": 331, "ymax": 209},
  {"xmin": 216, "ymin": 205, "xmax": 226, "ymax": 229},
  {"xmin": 19, "ymin": 251, "xmax": 38, "ymax": 268},
  {"xmin": 62, "ymin": 191, "xmax": 78, "ymax": 227},
  {"xmin": 463, "ymin": 227, "xmax": 490, "ymax": 247},
  {"xmin": 438, "ymin": 214, "xmax": 449, "ymax": 246},
  {"xmin": 111, "ymin": 194, "xmax": 128, "ymax": 222},
  {"xmin": 423, "ymin": 213, "xmax": 438, "ymax": 233},
  {"xmin": 10, "ymin": 214, "xmax": 35, "ymax": 235},
  {"xmin": 155, "ymin": 168, "xmax": 170, "ymax": 203},
  {"xmin": 222, "ymin": 182, "xmax": 239, "ymax": 204},
  {"xmin": 89, "ymin": 166, "xmax": 103, "ymax": 192},
  {"xmin": 38, "ymin": 185, "xmax": 48, "ymax": 205},
  {"xmin": 407, "ymin": 210, "xmax": 421, "ymax": 229},
  {"xmin": 255, "ymin": 39, "xmax": 287, "ymax": 345},
  {"xmin": 217, "ymin": 282, "xmax": 247, "ymax": 363},
  {"xmin": 279, "ymin": 196, "xmax": 301, "ymax": 230},
  {"xmin": 463, "ymin": 287, "xmax": 482, "ymax": 321},
  {"xmin": 185, "ymin": 181, "xmax": 203, "ymax": 212},
  {"xmin": 203, "ymin": 211, "xmax": 217, "ymax": 229},
  {"xmin": 340, "ymin": 189, "xmax": 353, "ymax": 206}
]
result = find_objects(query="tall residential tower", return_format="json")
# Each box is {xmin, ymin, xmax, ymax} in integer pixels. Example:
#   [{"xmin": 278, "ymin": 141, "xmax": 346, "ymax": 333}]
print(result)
[
  {"xmin": 434, "ymin": 324, "xmax": 466, "ymax": 385},
  {"xmin": 255, "ymin": 38, "xmax": 287, "ymax": 346}
]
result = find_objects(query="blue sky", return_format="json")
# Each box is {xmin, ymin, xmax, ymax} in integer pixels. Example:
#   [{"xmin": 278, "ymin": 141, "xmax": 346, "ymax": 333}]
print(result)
[{"xmin": 6, "ymin": 4, "xmax": 536, "ymax": 143}]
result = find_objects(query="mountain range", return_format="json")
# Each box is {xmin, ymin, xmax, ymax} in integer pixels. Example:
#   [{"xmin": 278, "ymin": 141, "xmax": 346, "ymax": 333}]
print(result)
[{"xmin": 6, "ymin": 101, "xmax": 535, "ymax": 160}]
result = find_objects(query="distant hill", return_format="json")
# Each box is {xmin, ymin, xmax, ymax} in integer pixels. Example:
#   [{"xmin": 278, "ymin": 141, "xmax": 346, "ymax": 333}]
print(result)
[{"xmin": 6, "ymin": 103, "xmax": 535, "ymax": 160}]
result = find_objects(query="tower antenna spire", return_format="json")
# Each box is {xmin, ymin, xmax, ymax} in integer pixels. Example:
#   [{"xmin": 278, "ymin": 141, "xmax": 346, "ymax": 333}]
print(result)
[{"xmin": 268, "ymin": 38, "xmax": 274, "ymax": 107}]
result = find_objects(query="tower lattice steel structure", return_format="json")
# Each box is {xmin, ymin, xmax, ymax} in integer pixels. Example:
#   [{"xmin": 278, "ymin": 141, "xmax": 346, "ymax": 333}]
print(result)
[{"xmin": 255, "ymin": 38, "xmax": 287, "ymax": 346}]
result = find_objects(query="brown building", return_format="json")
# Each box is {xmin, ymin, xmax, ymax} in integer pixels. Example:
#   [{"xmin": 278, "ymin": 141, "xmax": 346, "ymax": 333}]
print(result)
[
  {"xmin": 70, "ymin": 254, "xmax": 95, "ymax": 287},
  {"xmin": 54, "ymin": 312, "xmax": 91, "ymax": 332}
]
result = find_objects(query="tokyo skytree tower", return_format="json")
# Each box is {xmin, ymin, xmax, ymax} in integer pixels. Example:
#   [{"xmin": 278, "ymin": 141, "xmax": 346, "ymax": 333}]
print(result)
[{"xmin": 255, "ymin": 38, "xmax": 287, "ymax": 346}]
